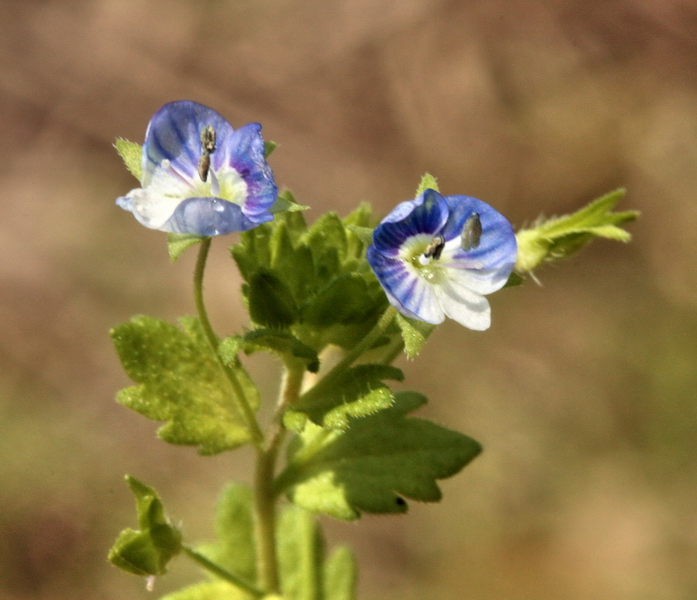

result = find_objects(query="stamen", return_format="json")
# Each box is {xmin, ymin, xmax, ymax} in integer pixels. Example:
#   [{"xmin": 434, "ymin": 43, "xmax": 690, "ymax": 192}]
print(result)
[
  {"xmin": 460, "ymin": 212, "xmax": 482, "ymax": 251},
  {"xmin": 198, "ymin": 125, "xmax": 217, "ymax": 182},
  {"xmin": 423, "ymin": 235, "xmax": 445, "ymax": 261}
]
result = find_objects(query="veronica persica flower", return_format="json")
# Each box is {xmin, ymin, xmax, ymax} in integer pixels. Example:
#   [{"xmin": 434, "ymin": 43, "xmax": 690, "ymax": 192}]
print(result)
[
  {"xmin": 367, "ymin": 189, "xmax": 517, "ymax": 330},
  {"xmin": 117, "ymin": 101, "xmax": 277, "ymax": 236}
]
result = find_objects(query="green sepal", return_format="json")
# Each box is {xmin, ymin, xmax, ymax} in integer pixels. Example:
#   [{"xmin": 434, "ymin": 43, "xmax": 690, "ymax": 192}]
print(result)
[
  {"xmin": 323, "ymin": 547, "xmax": 357, "ymax": 600},
  {"xmin": 276, "ymin": 391, "xmax": 482, "ymax": 520},
  {"xmin": 294, "ymin": 364, "xmax": 403, "ymax": 428},
  {"xmin": 196, "ymin": 483, "xmax": 257, "ymax": 584},
  {"xmin": 515, "ymin": 188, "xmax": 639, "ymax": 274},
  {"xmin": 168, "ymin": 233, "xmax": 206, "ymax": 262},
  {"xmin": 264, "ymin": 140, "xmax": 279, "ymax": 158},
  {"xmin": 108, "ymin": 475, "xmax": 182, "ymax": 576},
  {"xmin": 415, "ymin": 172, "xmax": 439, "ymax": 196},
  {"xmin": 115, "ymin": 138, "xmax": 143, "ymax": 181},
  {"xmin": 219, "ymin": 329, "xmax": 320, "ymax": 373},
  {"xmin": 395, "ymin": 313, "xmax": 436, "ymax": 359},
  {"xmin": 270, "ymin": 189, "xmax": 310, "ymax": 214},
  {"xmin": 111, "ymin": 316, "xmax": 259, "ymax": 455},
  {"xmin": 248, "ymin": 270, "xmax": 299, "ymax": 329}
]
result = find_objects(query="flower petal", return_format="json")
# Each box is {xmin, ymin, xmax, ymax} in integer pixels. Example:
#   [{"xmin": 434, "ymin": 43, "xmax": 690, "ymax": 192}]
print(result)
[
  {"xmin": 441, "ymin": 195, "xmax": 517, "ymax": 274},
  {"xmin": 142, "ymin": 101, "xmax": 235, "ymax": 186},
  {"xmin": 367, "ymin": 246, "xmax": 445, "ymax": 324},
  {"xmin": 219, "ymin": 123, "xmax": 278, "ymax": 221},
  {"xmin": 372, "ymin": 189, "xmax": 449, "ymax": 256},
  {"xmin": 435, "ymin": 275, "xmax": 491, "ymax": 330},
  {"xmin": 161, "ymin": 197, "xmax": 273, "ymax": 237}
]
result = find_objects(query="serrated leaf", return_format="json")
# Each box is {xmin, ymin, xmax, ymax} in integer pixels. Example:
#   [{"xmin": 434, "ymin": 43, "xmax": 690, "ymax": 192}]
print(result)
[
  {"xmin": 160, "ymin": 581, "xmax": 248, "ymax": 600},
  {"xmin": 395, "ymin": 314, "xmax": 436, "ymax": 359},
  {"xmin": 276, "ymin": 391, "xmax": 482, "ymax": 520},
  {"xmin": 231, "ymin": 223, "xmax": 274, "ymax": 283},
  {"xmin": 301, "ymin": 274, "xmax": 375, "ymax": 329},
  {"xmin": 228, "ymin": 329, "xmax": 319, "ymax": 373},
  {"xmin": 277, "ymin": 505, "xmax": 324, "ymax": 600},
  {"xmin": 415, "ymin": 172, "xmax": 439, "ymax": 197},
  {"xmin": 108, "ymin": 476, "xmax": 182, "ymax": 576},
  {"xmin": 301, "ymin": 212, "xmax": 348, "ymax": 267},
  {"xmin": 295, "ymin": 364, "xmax": 403, "ymax": 428},
  {"xmin": 344, "ymin": 225, "xmax": 373, "ymax": 247},
  {"xmin": 248, "ymin": 270, "xmax": 299, "ymax": 329},
  {"xmin": 115, "ymin": 138, "xmax": 143, "ymax": 181},
  {"xmin": 323, "ymin": 547, "xmax": 356, "ymax": 600},
  {"xmin": 197, "ymin": 484, "xmax": 257, "ymax": 584},
  {"xmin": 167, "ymin": 233, "xmax": 206, "ymax": 262},
  {"xmin": 111, "ymin": 316, "xmax": 258, "ymax": 455}
]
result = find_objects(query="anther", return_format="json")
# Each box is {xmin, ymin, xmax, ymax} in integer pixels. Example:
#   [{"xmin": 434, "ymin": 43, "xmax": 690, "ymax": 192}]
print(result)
[
  {"xmin": 198, "ymin": 125, "xmax": 216, "ymax": 182},
  {"xmin": 423, "ymin": 235, "xmax": 445, "ymax": 261},
  {"xmin": 460, "ymin": 212, "xmax": 482, "ymax": 251}
]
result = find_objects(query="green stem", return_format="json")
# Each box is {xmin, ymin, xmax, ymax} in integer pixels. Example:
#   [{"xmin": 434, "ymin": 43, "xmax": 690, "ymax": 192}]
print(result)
[
  {"xmin": 254, "ymin": 365, "xmax": 305, "ymax": 593},
  {"xmin": 182, "ymin": 545, "xmax": 265, "ymax": 598},
  {"xmin": 298, "ymin": 306, "xmax": 397, "ymax": 407},
  {"xmin": 253, "ymin": 364, "xmax": 306, "ymax": 594},
  {"xmin": 193, "ymin": 237, "xmax": 264, "ymax": 447}
]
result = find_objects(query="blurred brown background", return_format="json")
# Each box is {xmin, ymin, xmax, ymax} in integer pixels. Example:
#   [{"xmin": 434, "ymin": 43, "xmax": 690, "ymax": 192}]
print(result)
[{"xmin": 1, "ymin": 0, "xmax": 696, "ymax": 598}]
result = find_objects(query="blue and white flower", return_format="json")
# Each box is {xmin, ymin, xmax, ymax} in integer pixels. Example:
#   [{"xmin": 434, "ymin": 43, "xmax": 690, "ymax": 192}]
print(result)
[
  {"xmin": 367, "ymin": 189, "xmax": 517, "ymax": 330},
  {"xmin": 117, "ymin": 101, "xmax": 277, "ymax": 236}
]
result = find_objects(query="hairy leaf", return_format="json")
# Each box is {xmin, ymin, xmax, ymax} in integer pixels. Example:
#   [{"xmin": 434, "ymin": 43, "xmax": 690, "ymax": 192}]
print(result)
[
  {"xmin": 294, "ymin": 364, "xmax": 403, "ymax": 428},
  {"xmin": 276, "ymin": 391, "xmax": 482, "ymax": 520},
  {"xmin": 108, "ymin": 476, "xmax": 182, "ymax": 576},
  {"xmin": 111, "ymin": 316, "xmax": 258, "ymax": 454}
]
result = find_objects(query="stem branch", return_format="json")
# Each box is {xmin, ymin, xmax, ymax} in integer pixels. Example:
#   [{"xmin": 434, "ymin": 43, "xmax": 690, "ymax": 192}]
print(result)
[
  {"xmin": 182, "ymin": 545, "xmax": 265, "ymax": 598},
  {"xmin": 193, "ymin": 237, "xmax": 264, "ymax": 446}
]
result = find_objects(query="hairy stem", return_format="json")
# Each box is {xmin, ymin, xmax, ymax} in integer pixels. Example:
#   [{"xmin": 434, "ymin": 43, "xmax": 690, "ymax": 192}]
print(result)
[
  {"xmin": 193, "ymin": 237, "xmax": 263, "ymax": 446},
  {"xmin": 182, "ymin": 545, "xmax": 265, "ymax": 598},
  {"xmin": 253, "ymin": 363, "xmax": 306, "ymax": 593}
]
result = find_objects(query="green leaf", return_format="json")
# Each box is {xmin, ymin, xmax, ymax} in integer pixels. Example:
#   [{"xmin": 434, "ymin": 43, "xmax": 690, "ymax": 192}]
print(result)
[
  {"xmin": 277, "ymin": 505, "xmax": 324, "ymax": 600},
  {"xmin": 294, "ymin": 364, "xmax": 403, "ymax": 428},
  {"xmin": 300, "ymin": 212, "xmax": 348, "ymax": 269},
  {"xmin": 168, "ymin": 233, "xmax": 206, "ymax": 262},
  {"xmin": 301, "ymin": 274, "xmax": 374, "ymax": 329},
  {"xmin": 395, "ymin": 313, "xmax": 436, "ymax": 359},
  {"xmin": 248, "ymin": 270, "xmax": 299, "ymax": 329},
  {"xmin": 115, "ymin": 138, "xmax": 143, "ymax": 181},
  {"xmin": 276, "ymin": 391, "xmax": 482, "ymax": 520},
  {"xmin": 515, "ymin": 188, "xmax": 639, "ymax": 274},
  {"xmin": 415, "ymin": 172, "xmax": 439, "ymax": 197},
  {"xmin": 344, "ymin": 225, "xmax": 373, "ymax": 248},
  {"xmin": 231, "ymin": 223, "xmax": 274, "ymax": 283},
  {"xmin": 160, "ymin": 581, "xmax": 248, "ymax": 600},
  {"xmin": 264, "ymin": 140, "xmax": 279, "ymax": 158},
  {"xmin": 111, "ymin": 316, "xmax": 258, "ymax": 455},
  {"xmin": 197, "ymin": 483, "xmax": 257, "ymax": 583},
  {"xmin": 223, "ymin": 329, "xmax": 320, "ymax": 373},
  {"xmin": 323, "ymin": 547, "xmax": 356, "ymax": 600},
  {"xmin": 270, "ymin": 189, "xmax": 310, "ymax": 214},
  {"xmin": 108, "ymin": 476, "xmax": 182, "ymax": 576}
]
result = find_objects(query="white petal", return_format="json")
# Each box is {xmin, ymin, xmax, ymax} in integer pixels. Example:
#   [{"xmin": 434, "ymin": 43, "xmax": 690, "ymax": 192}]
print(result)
[{"xmin": 435, "ymin": 274, "xmax": 491, "ymax": 330}]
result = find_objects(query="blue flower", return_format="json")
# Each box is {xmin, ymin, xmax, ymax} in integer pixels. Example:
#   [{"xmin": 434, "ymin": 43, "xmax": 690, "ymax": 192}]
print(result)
[
  {"xmin": 117, "ymin": 101, "xmax": 278, "ymax": 236},
  {"xmin": 367, "ymin": 189, "xmax": 517, "ymax": 330}
]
